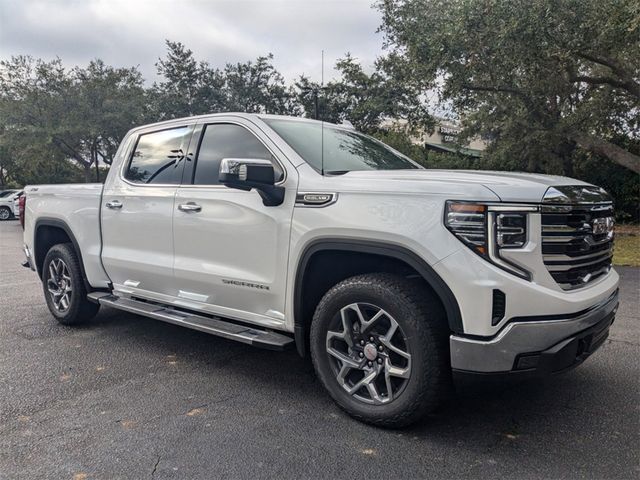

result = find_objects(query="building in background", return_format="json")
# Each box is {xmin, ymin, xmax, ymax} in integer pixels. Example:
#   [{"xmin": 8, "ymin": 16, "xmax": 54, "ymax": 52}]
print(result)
[
  {"xmin": 385, "ymin": 118, "xmax": 488, "ymax": 157},
  {"xmin": 422, "ymin": 120, "xmax": 487, "ymax": 157}
]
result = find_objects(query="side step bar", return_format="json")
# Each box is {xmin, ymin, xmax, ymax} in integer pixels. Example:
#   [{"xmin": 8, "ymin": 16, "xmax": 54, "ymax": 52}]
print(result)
[{"xmin": 87, "ymin": 292, "xmax": 294, "ymax": 351}]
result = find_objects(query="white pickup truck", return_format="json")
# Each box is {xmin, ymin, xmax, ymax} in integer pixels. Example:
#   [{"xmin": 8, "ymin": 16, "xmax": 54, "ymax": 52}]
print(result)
[{"xmin": 21, "ymin": 113, "xmax": 619, "ymax": 426}]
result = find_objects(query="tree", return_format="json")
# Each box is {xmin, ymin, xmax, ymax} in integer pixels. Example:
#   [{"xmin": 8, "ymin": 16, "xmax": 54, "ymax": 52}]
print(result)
[
  {"xmin": 66, "ymin": 60, "xmax": 147, "ymax": 180},
  {"xmin": 378, "ymin": 0, "xmax": 640, "ymax": 173},
  {"xmin": 0, "ymin": 56, "xmax": 146, "ymax": 182},
  {"xmin": 154, "ymin": 42, "xmax": 298, "ymax": 117},
  {"xmin": 296, "ymin": 54, "xmax": 431, "ymax": 134},
  {"xmin": 224, "ymin": 54, "xmax": 299, "ymax": 115},
  {"xmin": 153, "ymin": 40, "xmax": 226, "ymax": 119}
]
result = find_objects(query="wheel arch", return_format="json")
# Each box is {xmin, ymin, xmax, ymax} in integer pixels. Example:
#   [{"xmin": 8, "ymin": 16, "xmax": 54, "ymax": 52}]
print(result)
[
  {"xmin": 34, "ymin": 218, "xmax": 92, "ymax": 292},
  {"xmin": 293, "ymin": 238, "xmax": 463, "ymax": 356}
]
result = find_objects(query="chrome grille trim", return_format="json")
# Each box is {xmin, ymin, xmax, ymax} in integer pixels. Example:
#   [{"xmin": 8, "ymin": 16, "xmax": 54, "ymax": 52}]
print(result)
[
  {"xmin": 543, "ymin": 249, "xmax": 613, "ymax": 262},
  {"xmin": 541, "ymin": 188, "xmax": 614, "ymax": 290},
  {"xmin": 545, "ymin": 253, "xmax": 613, "ymax": 272}
]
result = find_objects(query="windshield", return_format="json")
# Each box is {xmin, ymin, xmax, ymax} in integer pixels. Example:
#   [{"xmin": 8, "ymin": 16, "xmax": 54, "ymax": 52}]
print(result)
[
  {"xmin": 263, "ymin": 118, "xmax": 420, "ymax": 173},
  {"xmin": 0, "ymin": 190, "xmax": 16, "ymax": 198}
]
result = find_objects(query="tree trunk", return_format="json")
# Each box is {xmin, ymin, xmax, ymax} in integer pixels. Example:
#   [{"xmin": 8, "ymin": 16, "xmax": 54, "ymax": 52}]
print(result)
[
  {"xmin": 555, "ymin": 141, "xmax": 576, "ymax": 177},
  {"xmin": 83, "ymin": 163, "xmax": 92, "ymax": 183},
  {"xmin": 570, "ymin": 132, "xmax": 640, "ymax": 174}
]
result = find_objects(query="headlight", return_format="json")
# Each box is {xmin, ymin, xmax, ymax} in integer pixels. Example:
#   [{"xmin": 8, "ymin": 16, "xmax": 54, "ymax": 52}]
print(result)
[
  {"xmin": 495, "ymin": 213, "xmax": 527, "ymax": 248},
  {"xmin": 445, "ymin": 201, "xmax": 537, "ymax": 280}
]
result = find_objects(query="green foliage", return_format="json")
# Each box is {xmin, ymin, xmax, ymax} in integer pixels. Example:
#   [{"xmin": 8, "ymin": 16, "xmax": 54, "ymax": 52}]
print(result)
[
  {"xmin": 378, "ymin": 0, "xmax": 640, "ymax": 173},
  {"xmin": 295, "ymin": 53, "xmax": 431, "ymax": 134},
  {"xmin": 573, "ymin": 154, "xmax": 639, "ymax": 223},
  {"xmin": 224, "ymin": 54, "xmax": 299, "ymax": 115},
  {"xmin": 152, "ymin": 41, "xmax": 227, "ymax": 119},
  {"xmin": 0, "ymin": 140, "xmax": 84, "ymax": 186},
  {"xmin": 0, "ymin": 56, "xmax": 147, "ymax": 183},
  {"xmin": 153, "ymin": 42, "xmax": 298, "ymax": 119},
  {"xmin": 372, "ymin": 128, "xmax": 426, "ymax": 160}
]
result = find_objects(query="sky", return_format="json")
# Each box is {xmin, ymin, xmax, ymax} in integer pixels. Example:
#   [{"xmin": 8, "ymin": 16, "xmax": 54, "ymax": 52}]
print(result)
[{"xmin": 0, "ymin": 0, "xmax": 385, "ymax": 84}]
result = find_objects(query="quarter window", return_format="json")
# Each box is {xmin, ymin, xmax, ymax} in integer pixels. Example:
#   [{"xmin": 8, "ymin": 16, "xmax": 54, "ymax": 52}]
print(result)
[
  {"xmin": 125, "ymin": 126, "xmax": 192, "ymax": 184},
  {"xmin": 193, "ymin": 124, "xmax": 283, "ymax": 185}
]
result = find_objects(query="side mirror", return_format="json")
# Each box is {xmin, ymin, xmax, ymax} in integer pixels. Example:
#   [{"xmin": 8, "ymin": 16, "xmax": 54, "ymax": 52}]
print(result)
[{"xmin": 219, "ymin": 158, "xmax": 285, "ymax": 206}]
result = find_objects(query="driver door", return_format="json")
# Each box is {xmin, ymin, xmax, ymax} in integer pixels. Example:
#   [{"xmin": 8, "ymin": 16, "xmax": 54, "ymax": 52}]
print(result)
[{"xmin": 172, "ymin": 117, "xmax": 297, "ymax": 328}]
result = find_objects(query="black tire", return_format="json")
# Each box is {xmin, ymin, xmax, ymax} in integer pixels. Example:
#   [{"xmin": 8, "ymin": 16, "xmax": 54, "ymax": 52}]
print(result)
[
  {"xmin": 42, "ymin": 243, "xmax": 99, "ymax": 325},
  {"xmin": 310, "ymin": 273, "xmax": 451, "ymax": 427},
  {"xmin": 0, "ymin": 206, "xmax": 12, "ymax": 221}
]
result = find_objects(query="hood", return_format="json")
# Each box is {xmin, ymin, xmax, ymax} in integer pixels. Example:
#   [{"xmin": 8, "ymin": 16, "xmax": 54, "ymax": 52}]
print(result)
[{"xmin": 336, "ymin": 169, "xmax": 591, "ymax": 203}]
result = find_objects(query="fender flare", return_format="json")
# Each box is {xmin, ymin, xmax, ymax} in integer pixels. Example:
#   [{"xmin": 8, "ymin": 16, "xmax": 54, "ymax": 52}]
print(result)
[
  {"xmin": 34, "ymin": 217, "xmax": 92, "ymax": 291},
  {"xmin": 293, "ymin": 238, "xmax": 463, "ymax": 356}
]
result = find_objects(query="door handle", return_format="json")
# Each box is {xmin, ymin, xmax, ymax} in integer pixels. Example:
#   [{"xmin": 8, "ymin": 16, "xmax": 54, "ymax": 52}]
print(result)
[
  {"xmin": 105, "ymin": 200, "xmax": 123, "ymax": 209},
  {"xmin": 178, "ymin": 202, "xmax": 202, "ymax": 213}
]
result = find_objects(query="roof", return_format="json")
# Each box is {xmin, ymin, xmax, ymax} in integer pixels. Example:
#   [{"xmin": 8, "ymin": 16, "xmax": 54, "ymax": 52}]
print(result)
[
  {"xmin": 424, "ymin": 141, "xmax": 484, "ymax": 158},
  {"xmin": 127, "ymin": 112, "xmax": 345, "ymax": 135}
]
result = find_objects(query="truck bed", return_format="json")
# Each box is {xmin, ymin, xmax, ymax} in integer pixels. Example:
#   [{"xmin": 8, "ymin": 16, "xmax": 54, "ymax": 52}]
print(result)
[{"xmin": 24, "ymin": 183, "xmax": 110, "ymax": 288}]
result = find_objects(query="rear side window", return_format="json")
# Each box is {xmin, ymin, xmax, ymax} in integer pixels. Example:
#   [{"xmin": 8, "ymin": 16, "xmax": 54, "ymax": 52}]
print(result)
[
  {"xmin": 193, "ymin": 123, "xmax": 282, "ymax": 185},
  {"xmin": 125, "ymin": 126, "xmax": 192, "ymax": 184}
]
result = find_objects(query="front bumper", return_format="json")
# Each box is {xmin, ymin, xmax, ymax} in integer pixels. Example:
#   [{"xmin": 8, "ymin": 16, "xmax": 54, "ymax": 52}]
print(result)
[{"xmin": 450, "ymin": 289, "xmax": 618, "ymax": 374}]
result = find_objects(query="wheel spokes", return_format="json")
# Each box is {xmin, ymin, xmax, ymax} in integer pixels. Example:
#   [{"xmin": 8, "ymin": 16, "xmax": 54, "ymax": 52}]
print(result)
[
  {"xmin": 345, "ymin": 368, "xmax": 377, "ymax": 395},
  {"xmin": 327, "ymin": 345, "xmax": 361, "ymax": 369},
  {"xmin": 47, "ymin": 258, "xmax": 72, "ymax": 312},
  {"xmin": 344, "ymin": 303, "xmax": 385, "ymax": 334},
  {"xmin": 385, "ymin": 357, "xmax": 410, "ymax": 379},
  {"xmin": 326, "ymin": 302, "xmax": 412, "ymax": 405},
  {"xmin": 59, "ymin": 293, "xmax": 70, "ymax": 310},
  {"xmin": 49, "ymin": 263, "xmax": 57, "ymax": 281}
]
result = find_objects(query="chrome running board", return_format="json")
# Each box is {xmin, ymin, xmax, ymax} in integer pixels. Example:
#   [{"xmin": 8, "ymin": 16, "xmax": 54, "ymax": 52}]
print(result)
[{"xmin": 87, "ymin": 292, "xmax": 294, "ymax": 351}]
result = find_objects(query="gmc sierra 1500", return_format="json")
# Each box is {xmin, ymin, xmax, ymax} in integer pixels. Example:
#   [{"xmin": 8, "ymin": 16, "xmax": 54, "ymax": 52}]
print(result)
[{"xmin": 22, "ymin": 113, "xmax": 619, "ymax": 426}]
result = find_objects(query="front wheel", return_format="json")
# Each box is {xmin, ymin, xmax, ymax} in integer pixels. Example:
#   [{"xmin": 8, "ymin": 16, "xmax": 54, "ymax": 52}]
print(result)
[
  {"xmin": 42, "ymin": 243, "xmax": 99, "ymax": 325},
  {"xmin": 310, "ymin": 273, "xmax": 451, "ymax": 427}
]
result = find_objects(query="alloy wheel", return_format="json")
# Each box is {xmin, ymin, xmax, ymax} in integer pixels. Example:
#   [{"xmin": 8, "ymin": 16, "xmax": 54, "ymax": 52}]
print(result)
[
  {"xmin": 46, "ymin": 258, "xmax": 72, "ymax": 313},
  {"xmin": 325, "ymin": 302, "xmax": 412, "ymax": 405}
]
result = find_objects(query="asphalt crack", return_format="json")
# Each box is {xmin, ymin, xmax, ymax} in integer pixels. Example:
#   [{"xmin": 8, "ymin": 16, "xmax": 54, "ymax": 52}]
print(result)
[{"xmin": 151, "ymin": 455, "xmax": 161, "ymax": 478}]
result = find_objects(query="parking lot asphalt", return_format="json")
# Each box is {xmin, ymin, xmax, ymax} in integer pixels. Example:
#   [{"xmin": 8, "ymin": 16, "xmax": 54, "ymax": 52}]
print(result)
[{"xmin": 0, "ymin": 219, "xmax": 638, "ymax": 479}]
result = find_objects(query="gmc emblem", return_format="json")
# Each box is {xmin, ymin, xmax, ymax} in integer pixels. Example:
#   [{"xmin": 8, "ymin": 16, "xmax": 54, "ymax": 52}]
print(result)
[{"xmin": 592, "ymin": 217, "xmax": 614, "ymax": 235}]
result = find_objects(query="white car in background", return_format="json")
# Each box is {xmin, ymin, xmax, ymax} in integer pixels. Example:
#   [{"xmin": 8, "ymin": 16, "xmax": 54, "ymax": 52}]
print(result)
[{"xmin": 0, "ymin": 190, "xmax": 21, "ymax": 220}]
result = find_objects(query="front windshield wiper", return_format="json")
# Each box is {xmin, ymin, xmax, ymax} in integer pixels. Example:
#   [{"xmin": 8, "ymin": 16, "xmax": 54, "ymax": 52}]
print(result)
[{"xmin": 325, "ymin": 170, "xmax": 350, "ymax": 175}]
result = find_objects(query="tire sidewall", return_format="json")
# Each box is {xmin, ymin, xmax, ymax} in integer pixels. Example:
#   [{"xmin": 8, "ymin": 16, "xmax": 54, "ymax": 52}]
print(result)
[{"xmin": 310, "ymin": 277, "xmax": 439, "ymax": 423}]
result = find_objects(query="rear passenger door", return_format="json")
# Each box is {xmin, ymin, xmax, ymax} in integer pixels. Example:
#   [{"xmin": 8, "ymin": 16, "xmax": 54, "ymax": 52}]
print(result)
[
  {"xmin": 172, "ymin": 117, "xmax": 297, "ymax": 328},
  {"xmin": 101, "ymin": 123, "xmax": 194, "ymax": 299}
]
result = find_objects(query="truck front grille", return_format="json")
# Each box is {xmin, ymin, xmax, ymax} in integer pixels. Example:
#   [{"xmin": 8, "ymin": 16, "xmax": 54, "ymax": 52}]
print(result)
[{"xmin": 541, "ymin": 204, "xmax": 614, "ymax": 290}]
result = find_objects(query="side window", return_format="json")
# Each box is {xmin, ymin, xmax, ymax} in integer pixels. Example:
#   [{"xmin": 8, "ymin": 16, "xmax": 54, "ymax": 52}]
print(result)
[
  {"xmin": 125, "ymin": 126, "xmax": 192, "ymax": 184},
  {"xmin": 193, "ymin": 123, "xmax": 284, "ymax": 185}
]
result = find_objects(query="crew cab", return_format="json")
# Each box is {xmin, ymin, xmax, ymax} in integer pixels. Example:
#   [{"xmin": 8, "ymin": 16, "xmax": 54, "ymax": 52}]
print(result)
[{"xmin": 21, "ymin": 113, "xmax": 619, "ymax": 426}]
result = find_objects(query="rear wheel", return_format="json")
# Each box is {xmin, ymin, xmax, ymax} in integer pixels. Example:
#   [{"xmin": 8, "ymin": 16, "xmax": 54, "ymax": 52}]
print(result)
[
  {"xmin": 310, "ymin": 273, "xmax": 451, "ymax": 427},
  {"xmin": 42, "ymin": 243, "xmax": 99, "ymax": 325},
  {"xmin": 0, "ymin": 206, "xmax": 12, "ymax": 220}
]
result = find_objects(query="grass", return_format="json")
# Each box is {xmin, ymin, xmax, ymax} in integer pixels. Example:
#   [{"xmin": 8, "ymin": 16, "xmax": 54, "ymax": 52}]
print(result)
[{"xmin": 614, "ymin": 228, "xmax": 640, "ymax": 267}]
